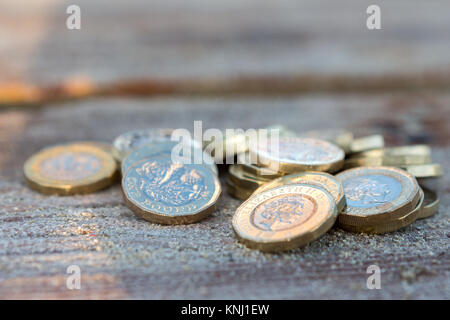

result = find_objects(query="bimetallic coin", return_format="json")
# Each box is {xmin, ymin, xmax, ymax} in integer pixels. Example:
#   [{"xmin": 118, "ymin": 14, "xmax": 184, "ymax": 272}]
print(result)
[
  {"xmin": 417, "ymin": 186, "xmax": 440, "ymax": 219},
  {"xmin": 340, "ymin": 188, "xmax": 424, "ymax": 234},
  {"xmin": 121, "ymin": 142, "xmax": 218, "ymax": 175},
  {"xmin": 400, "ymin": 164, "xmax": 443, "ymax": 179},
  {"xmin": 122, "ymin": 157, "xmax": 221, "ymax": 225},
  {"xmin": 253, "ymin": 171, "xmax": 346, "ymax": 213},
  {"xmin": 232, "ymin": 184, "xmax": 338, "ymax": 252},
  {"xmin": 24, "ymin": 143, "xmax": 118, "ymax": 195},
  {"xmin": 250, "ymin": 137, "xmax": 345, "ymax": 174},
  {"xmin": 112, "ymin": 128, "xmax": 174, "ymax": 162},
  {"xmin": 348, "ymin": 135, "xmax": 384, "ymax": 154},
  {"xmin": 343, "ymin": 154, "xmax": 431, "ymax": 170},
  {"xmin": 337, "ymin": 166, "xmax": 421, "ymax": 226}
]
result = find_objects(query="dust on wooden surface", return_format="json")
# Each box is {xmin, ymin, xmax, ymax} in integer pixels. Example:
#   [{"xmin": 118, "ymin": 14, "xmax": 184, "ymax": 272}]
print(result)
[{"xmin": 0, "ymin": 94, "xmax": 449, "ymax": 299}]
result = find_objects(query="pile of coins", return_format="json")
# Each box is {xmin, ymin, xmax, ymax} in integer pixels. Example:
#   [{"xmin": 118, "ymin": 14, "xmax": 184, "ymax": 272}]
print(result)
[
  {"xmin": 228, "ymin": 129, "xmax": 442, "ymax": 252},
  {"xmin": 23, "ymin": 126, "xmax": 442, "ymax": 253}
]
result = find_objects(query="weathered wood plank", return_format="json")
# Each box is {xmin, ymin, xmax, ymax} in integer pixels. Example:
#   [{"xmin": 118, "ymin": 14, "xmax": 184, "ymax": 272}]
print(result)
[
  {"xmin": 1, "ymin": 0, "xmax": 450, "ymax": 86},
  {"xmin": 0, "ymin": 94, "xmax": 449, "ymax": 299}
]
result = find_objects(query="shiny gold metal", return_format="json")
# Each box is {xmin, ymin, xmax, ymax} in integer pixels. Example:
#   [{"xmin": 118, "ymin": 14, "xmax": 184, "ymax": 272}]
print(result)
[
  {"xmin": 348, "ymin": 135, "xmax": 384, "ymax": 154},
  {"xmin": 343, "ymin": 154, "xmax": 431, "ymax": 169},
  {"xmin": 253, "ymin": 171, "xmax": 346, "ymax": 213},
  {"xmin": 250, "ymin": 137, "xmax": 345, "ymax": 174},
  {"xmin": 340, "ymin": 188, "xmax": 424, "ymax": 234},
  {"xmin": 228, "ymin": 165, "xmax": 269, "ymax": 190},
  {"xmin": 24, "ymin": 143, "xmax": 118, "ymax": 195},
  {"xmin": 300, "ymin": 129, "xmax": 354, "ymax": 152},
  {"xmin": 417, "ymin": 186, "xmax": 440, "ymax": 219},
  {"xmin": 349, "ymin": 145, "xmax": 431, "ymax": 159},
  {"xmin": 226, "ymin": 178, "xmax": 254, "ymax": 201},
  {"xmin": 232, "ymin": 184, "xmax": 338, "ymax": 252},
  {"xmin": 400, "ymin": 164, "xmax": 443, "ymax": 179},
  {"xmin": 237, "ymin": 153, "xmax": 282, "ymax": 179},
  {"xmin": 337, "ymin": 166, "xmax": 421, "ymax": 226}
]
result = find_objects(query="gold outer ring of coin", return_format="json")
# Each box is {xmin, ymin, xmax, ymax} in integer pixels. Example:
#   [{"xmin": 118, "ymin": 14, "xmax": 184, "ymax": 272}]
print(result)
[
  {"xmin": 226, "ymin": 178, "xmax": 253, "ymax": 201},
  {"xmin": 237, "ymin": 153, "xmax": 282, "ymax": 179},
  {"xmin": 250, "ymin": 137, "xmax": 345, "ymax": 174},
  {"xmin": 340, "ymin": 188, "xmax": 424, "ymax": 234},
  {"xmin": 24, "ymin": 143, "xmax": 118, "ymax": 195},
  {"xmin": 232, "ymin": 183, "xmax": 338, "ymax": 252},
  {"xmin": 253, "ymin": 171, "xmax": 346, "ymax": 213},
  {"xmin": 343, "ymin": 154, "xmax": 431, "ymax": 169},
  {"xmin": 349, "ymin": 145, "xmax": 431, "ymax": 159},
  {"xmin": 228, "ymin": 165, "xmax": 268, "ymax": 190},
  {"xmin": 417, "ymin": 186, "xmax": 440, "ymax": 219},
  {"xmin": 347, "ymin": 135, "xmax": 384, "ymax": 154},
  {"xmin": 337, "ymin": 166, "xmax": 421, "ymax": 226},
  {"xmin": 122, "ymin": 158, "xmax": 221, "ymax": 225},
  {"xmin": 400, "ymin": 164, "xmax": 443, "ymax": 179}
]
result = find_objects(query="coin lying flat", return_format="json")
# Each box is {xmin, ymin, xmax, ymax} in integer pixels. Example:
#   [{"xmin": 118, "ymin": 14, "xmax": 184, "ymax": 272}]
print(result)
[
  {"xmin": 336, "ymin": 166, "xmax": 421, "ymax": 226},
  {"xmin": 228, "ymin": 165, "xmax": 269, "ymax": 190},
  {"xmin": 250, "ymin": 137, "xmax": 345, "ymax": 174},
  {"xmin": 24, "ymin": 143, "xmax": 118, "ymax": 195},
  {"xmin": 122, "ymin": 157, "xmax": 221, "ymax": 224},
  {"xmin": 299, "ymin": 129, "xmax": 354, "ymax": 152},
  {"xmin": 417, "ymin": 186, "xmax": 440, "ymax": 219},
  {"xmin": 237, "ymin": 153, "xmax": 282, "ymax": 179},
  {"xmin": 348, "ymin": 145, "xmax": 431, "ymax": 159},
  {"xmin": 343, "ymin": 154, "xmax": 431, "ymax": 169},
  {"xmin": 121, "ymin": 142, "xmax": 218, "ymax": 175},
  {"xmin": 112, "ymin": 128, "xmax": 174, "ymax": 162},
  {"xmin": 340, "ymin": 188, "xmax": 424, "ymax": 234},
  {"xmin": 348, "ymin": 135, "xmax": 384, "ymax": 154},
  {"xmin": 400, "ymin": 164, "xmax": 443, "ymax": 179},
  {"xmin": 253, "ymin": 171, "xmax": 346, "ymax": 213},
  {"xmin": 226, "ymin": 178, "xmax": 254, "ymax": 201},
  {"xmin": 232, "ymin": 184, "xmax": 338, "ymax": 252}
]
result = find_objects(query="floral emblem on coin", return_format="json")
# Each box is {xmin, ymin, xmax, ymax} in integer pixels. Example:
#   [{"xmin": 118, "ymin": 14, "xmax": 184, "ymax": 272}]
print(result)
[
  {"xmin": 344, "ymin": 175, "xmax": 402, "ymax": 208},
  {"xmin": 251, "ymin": 194, "xmax": 315, "ymax": 231},
  {"xmin": 135, "ymin": 160, "xmax": 209, "ymax": 206},
  {"xmin": 40, "ymin": 152, "xmax": 101, "ymax": 180}
]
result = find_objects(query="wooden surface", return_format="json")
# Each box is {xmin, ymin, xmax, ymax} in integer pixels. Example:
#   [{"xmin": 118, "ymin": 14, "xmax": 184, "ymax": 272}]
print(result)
[
  {"xmin": 0, "ymin": 1, "xmax": 449, "ymax": 300},
  {"xmin": 0, "ymin": 94, "xmax": 449, "ymax": 299}
]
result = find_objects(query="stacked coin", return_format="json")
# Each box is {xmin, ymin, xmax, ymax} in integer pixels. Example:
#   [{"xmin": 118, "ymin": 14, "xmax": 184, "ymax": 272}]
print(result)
[{"xmin": 114, "ymin": 129, "xmax": 221, "ymax": 225}]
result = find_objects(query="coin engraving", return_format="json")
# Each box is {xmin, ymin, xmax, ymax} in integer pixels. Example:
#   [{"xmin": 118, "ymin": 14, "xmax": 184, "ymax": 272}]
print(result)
[
  {"xmin": 251, "ymin": 194, "xmax": 315, "ymax": 231},
  {"xmin": 40, "ymin": 152, "xmax": 101, "ymax": 181},
  {"xmin": 344, "ymin": 175, "xmax": 402, "ymax": 208},
  {"xmin": 123, "ymin": 158, "xmax": 219, "ymax": 216}
]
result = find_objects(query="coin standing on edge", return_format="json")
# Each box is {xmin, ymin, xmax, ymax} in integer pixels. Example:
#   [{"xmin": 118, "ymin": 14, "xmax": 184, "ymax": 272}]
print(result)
[
  {"xmin": 24, "ymin": 143, "xmax": 118, "ymax": 195},
  {"xmin": 122, "ymin": 157, "xmax": 221, "ymax": 225},
  {"xmin": 417, "ymin": 186, "xmax": 440, "ymax": 219},
  {"xmin": 336, "ymin": 166, "xmax": 421, "ymax": 226},
  {"xmin": 253, "ymin": 171, "xmax": 346, "ymax": 213},
  {"xmin": 250, "ymin": 137, "xmax": 345, "ymax": 174},
  {"xmin": 232, "ymin": 184, "xmax": 338, "ymax": 252}
]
